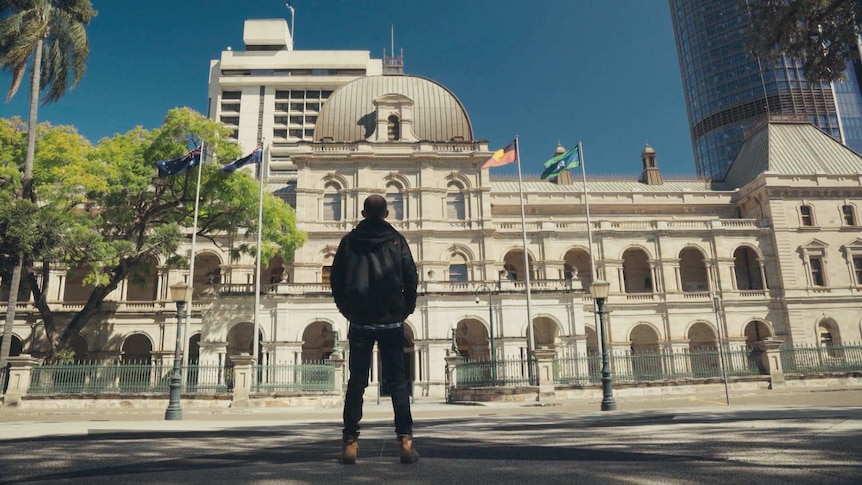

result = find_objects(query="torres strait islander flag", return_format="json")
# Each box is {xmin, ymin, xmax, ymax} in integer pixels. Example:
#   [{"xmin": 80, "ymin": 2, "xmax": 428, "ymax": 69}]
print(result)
[{"xmin": 481, "ymin": 141, "xmax": 518, "ymax": 169}]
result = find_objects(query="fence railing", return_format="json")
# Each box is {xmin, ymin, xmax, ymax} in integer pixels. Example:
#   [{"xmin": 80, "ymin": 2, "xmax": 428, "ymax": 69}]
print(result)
[
  {"xmin": 26, "ymin": 361, "xmax": 230, "ymax": 395},
  {"xmin": 253, "ymin": 361, "xmax": 335, "ymax": 393},
  {"xmin": 456, "ymin": 358, "xmax": 537, "ymax": 387},
  {"xmin": 780, "ymin": 342, "xmax": 862, "ymax": 374},
  {"xmin": 456, "ymin": 347, "xmax": 767, "ymax": 388}
]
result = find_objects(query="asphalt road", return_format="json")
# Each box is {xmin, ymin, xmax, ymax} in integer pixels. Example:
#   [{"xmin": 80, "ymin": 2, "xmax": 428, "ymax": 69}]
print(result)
[{"xmin": 1, "ymin": 392, "xmax": 861, "ymax": 484}]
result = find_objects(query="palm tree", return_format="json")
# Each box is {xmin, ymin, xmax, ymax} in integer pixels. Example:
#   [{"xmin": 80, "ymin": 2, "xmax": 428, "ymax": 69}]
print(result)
[{"xmin": 0, "ymin": 1, "xmax": 96, "ymax": 372}]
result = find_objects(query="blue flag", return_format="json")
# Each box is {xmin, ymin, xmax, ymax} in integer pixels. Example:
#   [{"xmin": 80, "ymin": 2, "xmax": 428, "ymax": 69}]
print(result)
[
  {"xmin": 221, "ymin": 146, "xmax": 262, "ymax": 173},
  {"xmin": 540, "ymin": 145, "xmax": 580, "ymax": 180},
  {"xmin": 156, "ymin": 147, "xmax": 201, "ymax": 177}
]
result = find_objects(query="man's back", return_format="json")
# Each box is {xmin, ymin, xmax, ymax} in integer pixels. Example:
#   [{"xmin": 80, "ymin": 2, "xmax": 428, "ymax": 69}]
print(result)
[{"xmin": 330, "ymin": 218, "xmax": 417, "ymax": 325}]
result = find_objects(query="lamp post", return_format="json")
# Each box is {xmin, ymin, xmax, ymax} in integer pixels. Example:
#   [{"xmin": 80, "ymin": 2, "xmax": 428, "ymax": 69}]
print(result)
[
  {"xmin": 712, "ymin": 293, "xmax": 731, "ymax": 405},
  {"xmin": 165, "ymin": 282, "xmax": 192, "ymax": 420},
  {"xmin": 475, "ymin": 284, "xmax": 496, "ymax": 381},
  {"xmin": 590, "ymin": 280, "xmax": 616, "ymax": 411}
]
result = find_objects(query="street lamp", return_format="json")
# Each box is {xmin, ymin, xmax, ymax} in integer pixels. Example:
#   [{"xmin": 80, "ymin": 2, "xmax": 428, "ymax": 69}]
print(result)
[
  {"xmin": 589, "ymin": 280, "xmax": 616, "ymax": 411},
  {"xmin": 475, "ymin": 284, "xmax": 496, "ymax": 381},
  {"xmin": 165, "ymin": 282, "xmax": 192, "ymax": 420}
]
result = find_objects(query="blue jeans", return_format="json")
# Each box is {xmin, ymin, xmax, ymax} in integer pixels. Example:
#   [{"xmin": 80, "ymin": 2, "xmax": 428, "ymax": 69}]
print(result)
[{"xmin": 343, "ymin": 325, "xmax": 413, "ymax": 438}]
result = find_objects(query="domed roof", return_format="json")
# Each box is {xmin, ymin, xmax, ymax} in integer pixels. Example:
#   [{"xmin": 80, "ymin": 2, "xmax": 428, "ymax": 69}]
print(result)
[{"xmin": 314, "ymin": 75, "xmax": 473, "ymax": 142}]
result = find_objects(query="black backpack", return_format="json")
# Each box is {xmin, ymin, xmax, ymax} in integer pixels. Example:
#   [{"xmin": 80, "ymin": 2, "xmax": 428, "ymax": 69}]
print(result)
[{"xmin": 344, "ymin": 238, "xmax": 403, "ymax": 315}]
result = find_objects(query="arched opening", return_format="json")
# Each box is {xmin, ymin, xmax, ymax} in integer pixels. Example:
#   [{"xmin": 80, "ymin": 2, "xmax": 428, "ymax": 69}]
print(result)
[
  {"xmin": 193, "ymin": 253, "xmax": 221, "ymax": 298},
  {"xmin": 502, "ymin": 250, "xmax": 534, "ymax": 282},
  {"xmin": 0, "ymin": 334, "xmax": 24, "ymax": 358},
  {"xmin": 454, "ymin": 318, "xmax": 489, "ymax": 360},
  {"xmin": 679, "ymin": 247, "xmax": 709, "ymax": 292},
  {"xmin": 301, "ymin": 321, "xmax": 335, "ymax": 362},
  {"xmin": 386, "ymin": 182, "xmax": 404, "ymax": 220},
  {"xmin": 126, "ymin": 256, "xmax": 159, "ymax": 301},
  {"xmin": 267, "ymin": 255, "xmax": 286, "ymax": 286},
  {"xmin": 387, "ymin": 114, "xmax": 401, "ymax": 141},
  {"xmin": 743, "ymin": 320, "xmax": 772, "ymax": 347},
  {"xmin": 226, "ymin": 322, "xmax": 263, "ymax": 364},
  {"xmin": 688, "ymin": 322, "xmax": 719, "ymax": 377},
  {"xmin": 324, "ymin": 182, "xmax": 342, "ymax": 221},
  {"xmin": 622, "ymin": 249, "xmax": 652, "ymax": 293},
  {"xmin": 120, "ymin": 334, "xmax": 153, "ymax": 390},
  {"xmin": 64, "ymin": 264, "xmax": 95, "ymax": 302},
  {"xmin": 630, "ymin": 324, "xmax": 662, "ymax": 380},
  {"xmin": 446, "ymin": 182, "xmax": 466, "ymax": 220},
  {"xmin": 121, "ymin": 334, "xmax": 152, "ymax": 364},
  {"xmin": 733, "ymin": 246, "xmax": 764, "ymax": 290},
  {"xmin": 818, "ymin": 320, "xmax": 841, "ymax": 356},
  {"xmin": 69, "ymin": 334, "xmax": 88, "ymax": 362},
  {"xmin": 448, "ymin": 252, "xmax": 468, "ymax": 282},
  {"xmin": 321, "ymin": 252, "xmax": 334, "ymax": 284},
  {"xmin": 533, "ymin": 317, "xmax": 559, "ymax": 350},
  {"xmin": 187, "ymin": 333, "xmax": 202, "ymax": 364},
  {"xmin": 563, "ymin": 248, "xmax": 593, "ymax": 289}
]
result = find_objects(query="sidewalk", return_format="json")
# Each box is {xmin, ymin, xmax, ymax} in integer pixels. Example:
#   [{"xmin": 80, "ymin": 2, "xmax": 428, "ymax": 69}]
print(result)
[{"xmin": 2, "ymin": 388, "xmax": 860, "ymax": 441}]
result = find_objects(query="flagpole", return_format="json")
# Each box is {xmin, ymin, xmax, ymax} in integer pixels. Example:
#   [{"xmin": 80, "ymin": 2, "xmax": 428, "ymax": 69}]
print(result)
[
  {"xmin": 514, "ymin": 136, "xmax": 537, "ymax": 373},
  {"xmin": 579, "ymin": 141, "xmax": 605, "ymax": 351},
  {"xmin": 252, "ymin": 142, "xmax": 267, "ymax": 370},
  {"xmin": 181, "ymin": 141, "xmax": 204, "ymax": 381}
]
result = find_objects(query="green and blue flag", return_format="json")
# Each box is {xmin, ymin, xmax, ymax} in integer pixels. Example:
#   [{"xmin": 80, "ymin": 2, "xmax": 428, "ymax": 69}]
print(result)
[{"xmin": 540, "ymin": 145, "xmax": 580, "ymax": 180}]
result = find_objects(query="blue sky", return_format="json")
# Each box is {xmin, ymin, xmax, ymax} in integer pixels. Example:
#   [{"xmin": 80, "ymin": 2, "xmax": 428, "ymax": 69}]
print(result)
[{"xmin": 0, "ymin": 0, "xmax": 694, "ymax": 177}]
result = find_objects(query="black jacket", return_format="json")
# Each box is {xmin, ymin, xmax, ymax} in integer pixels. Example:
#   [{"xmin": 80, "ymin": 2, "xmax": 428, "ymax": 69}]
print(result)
[{"xmin": 330, "ymin": 218, "xmax": 418, "ymax": 325}]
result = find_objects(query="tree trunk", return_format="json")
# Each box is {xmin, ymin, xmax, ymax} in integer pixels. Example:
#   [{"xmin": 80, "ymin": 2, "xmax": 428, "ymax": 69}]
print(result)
[{"xmin": 1, "ymin": 38, "xmax": 44, "ymax": 372}]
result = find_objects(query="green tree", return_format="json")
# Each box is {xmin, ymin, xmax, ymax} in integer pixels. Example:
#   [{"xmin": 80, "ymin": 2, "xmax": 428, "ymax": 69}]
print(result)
[
  {"xmin": 0, "ymin": 109, "xmax": 306, "ymax": 356},
  {"xmin": 0, "ymin": 0, "xmax": 97, "ymax": 372},
  {"xmin": 747, "ymin": 0, "xmax": 862, "ymax": 83}
]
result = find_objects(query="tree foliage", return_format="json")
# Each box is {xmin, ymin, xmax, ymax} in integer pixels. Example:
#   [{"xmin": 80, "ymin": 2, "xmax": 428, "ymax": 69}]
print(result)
[
  {"xmin": 0, "ymin": 108, "xmax": 306, "ymax": 354},
  {"xmin": 747, "ymin": 0, "xmax": 862, "ymax": 83},
  {"xmin": 0, "ymin": 0, "xmax": 97, "ymax": 102}
]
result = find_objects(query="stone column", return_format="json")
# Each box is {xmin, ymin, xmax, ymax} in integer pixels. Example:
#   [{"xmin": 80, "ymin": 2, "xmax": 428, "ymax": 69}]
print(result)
[
  {"xmin": 444, "ymin": 354, "xmax": 464, "ymax": 403},
  {"xmin": 230, "ymin": 353, "xmax": 256, "ymax": 407},
  {"xmin": 755, "ymin": 338, "xmax": 785, "ymax": 388},
  {"xmin": 532, "ymin": 349, "xmax": 557, "ymax": 403},
  {"xmin": 3, "ymin": 355, "xmax": 41, "ymax": 406},
  {"xmin": 329, "ymin": 356, "xmax": 346, "ymax": 396}
]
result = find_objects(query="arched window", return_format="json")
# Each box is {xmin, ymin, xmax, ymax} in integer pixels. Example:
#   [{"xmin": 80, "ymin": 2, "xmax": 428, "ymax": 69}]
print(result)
[
  {"xmin": 679, "ymin": 247, "xmax": 709, "ymax": 292},
  {"xmin": 622, "ymin": 248, "xmax": 652, "ymax": 293},
  {"xmin": 127, "ymin": 257, "xmax": 159, "ymax": 301},
  {"xmin": 733, "ymin": 246, "xmax": 764, "ymax": 290},
  {"xmin": 323, "ymin": 182, "xmax": 342, "ymax": 221},
  {"xmin": 818, "ymin": 320, "xmax": 841, "ymax": 355},
  {"xmin": 799, "ymin": 205, "xmax": 815, "ymax": 227},
  {"xmin": 322, "ymin": 253, "xmax": 334, "ymax": 284},
  {"xmin": 387, "ymin": 115, "xmax": 400, "ymax": 141},
  {"xmin": 563, "ymin": 249, "xmax": 593, "ymax": 288},
  {"xmin": 842, "ymin": 205, "xmax": 857, "ymax": 226},
  {"xmin": 386, "ymin": 182, "xmax": 404, "ymax": 220},
  {"xmin": 446, "ymin": 182, "xmax": 466, "ymax": 220},
  {"xmin": 502, "ymin": 250, "xmax": 534, "ymax": 282},
  {"xmin": 448, "ymin": 253, "xmax": 468, "ymax": 282}
]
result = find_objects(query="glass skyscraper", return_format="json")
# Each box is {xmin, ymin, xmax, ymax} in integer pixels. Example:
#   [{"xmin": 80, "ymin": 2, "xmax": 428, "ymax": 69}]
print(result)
[{"xmin": 670, "ymin": 0, "xmax": 862, "ymax": 179}]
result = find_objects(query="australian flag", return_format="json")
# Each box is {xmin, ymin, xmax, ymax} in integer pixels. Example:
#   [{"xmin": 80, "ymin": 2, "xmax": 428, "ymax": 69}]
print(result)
[
  {"xmin": 156, "ymin": 147, "xmax": 202, "ymax": 177},
  {"xmin": 221, "ymin": 145, "xmax": 262, "ymax": 173}
]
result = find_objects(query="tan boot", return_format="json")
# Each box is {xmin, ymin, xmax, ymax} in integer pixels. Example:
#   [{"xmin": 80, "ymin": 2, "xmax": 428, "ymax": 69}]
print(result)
[
  {"xmin": 398, "ymin": 435, "xmax": 419, "ymax": 464},
  {"xmin": 339, "ymin": 436, "xmax": 358, "ymax": 465}
]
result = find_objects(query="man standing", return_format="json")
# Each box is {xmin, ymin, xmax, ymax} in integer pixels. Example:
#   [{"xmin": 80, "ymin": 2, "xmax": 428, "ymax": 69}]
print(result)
[{"xmin": 330, "ymin": 195, "xmax": 419, "ymax": 465}]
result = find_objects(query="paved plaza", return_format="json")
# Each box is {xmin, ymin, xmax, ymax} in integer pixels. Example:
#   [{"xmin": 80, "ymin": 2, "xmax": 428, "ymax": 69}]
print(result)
[{"xmin": 1, "ymin": 391, "xmax": 861, "ymax": 484}]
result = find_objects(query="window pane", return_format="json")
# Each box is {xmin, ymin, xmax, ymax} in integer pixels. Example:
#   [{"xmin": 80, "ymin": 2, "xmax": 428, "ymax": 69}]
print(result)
[
  {"xmin": 449, "ymin": 264, "xmax": 468, "ymax": 281},
  {"xmin": 324, "ymin": 194, "xmax": 341, "ymax": 221},
  {"xmin": 809, "ymin": 257, "xmax": 824, "ymax": 286},
  {"xmin": 854, "ymin": 256, "xmax": 862, "ymax": 285},
  {"xmin": 446, "ymin": 193, "xmax": 465, "ymax": 220},
  {"xmin": 843, "ymin": 205, "xmax": 856, "ymax": 225}
]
